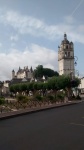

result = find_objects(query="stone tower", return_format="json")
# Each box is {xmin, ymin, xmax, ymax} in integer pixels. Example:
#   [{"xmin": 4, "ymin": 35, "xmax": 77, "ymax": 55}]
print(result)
[
  {"xmin": 12, "ymin": 69, "xmax": 15, "ymax": 79},
  {"xmin": 58, "ymin": 33, "xmax": 74, "ymax": 76}
]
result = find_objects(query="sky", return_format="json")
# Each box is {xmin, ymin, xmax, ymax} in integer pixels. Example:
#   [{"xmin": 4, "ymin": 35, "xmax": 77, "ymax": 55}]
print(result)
[{"xmin": 0, "ymin": 0, "xmax": 84, "ymax": 81}]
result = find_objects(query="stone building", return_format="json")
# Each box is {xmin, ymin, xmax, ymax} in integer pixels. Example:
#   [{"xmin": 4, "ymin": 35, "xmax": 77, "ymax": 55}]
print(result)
[
  {"xmin": 0, "ymin": 81, "xmax": 3, "ymax": 95},
  {"xmin": 79, "ymin": 77, "xmax": 84, "ymax": 94},
  {"xmin": 1, "ymin": 80, "xmax": 10, "ymax": 95},
  {"xmin": 12, "ymin": 66, "xmax": 33, "ymax": 80},
  {"xmin": 58, "ymin": 33, "xmax": 74, "ymax": 76}
]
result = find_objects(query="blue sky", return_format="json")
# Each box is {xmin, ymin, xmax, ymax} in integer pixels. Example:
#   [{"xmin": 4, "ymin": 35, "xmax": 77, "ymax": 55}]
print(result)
[{"xmin": 0, "ymin": 0, "xmax": 84, "ymax": 80}]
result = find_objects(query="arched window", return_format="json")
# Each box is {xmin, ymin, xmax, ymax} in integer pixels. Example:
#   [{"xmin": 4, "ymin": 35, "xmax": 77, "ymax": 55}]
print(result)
[
  {"xmin": 65, "ymin": 52, "xmax": 67, "ymax": 57},
  {"xmin": 66, "ymin": 45, "xmax": 68, "ymax": 49},
  {"xmin": 68, "ymin": 52, "xmax": 70, "ymax": 57}
]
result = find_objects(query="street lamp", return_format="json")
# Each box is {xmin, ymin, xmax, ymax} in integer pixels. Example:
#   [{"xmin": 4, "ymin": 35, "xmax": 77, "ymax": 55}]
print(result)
[
  {"xmin": 74, "ymin": 56, "xmax": 78, "ymax": 66},
  {"xmin": 64, "ymin": 54, "xmax": 78, "ymax": 77},
  {"xmin": 69, "ymin": 56, "xmax": 79, "ymax": 79},
  {"xmin": 74, "ymin": 56, "xmax": 79, "ymax": 77},
  {"xmin": 69, "ymin": 56, "xmax": 79, "ymax": 99}
]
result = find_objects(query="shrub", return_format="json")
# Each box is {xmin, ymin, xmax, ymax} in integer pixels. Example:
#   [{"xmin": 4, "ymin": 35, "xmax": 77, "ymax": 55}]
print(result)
[
  {"xmin": 0, "ymin": 97, "xmax": 5, "ymax": 105},
  {"xmin": 56, "ymin": 92, "xmax": 65, "ymax": 102},
  {"xmin": 72, "ymin": 94, "xmax": 76, "ymax": 100},
  {"xmin": 28, "ymin": 96, "xmax": 34, "ymax": 101},
  {"xmin": 35, "ymin": 94, "xmax": 43, "ymax": 101},
  {"xmin": 75, "ymin": 95, "xmax": 81, "ymax": 100},
  {"xmin": 47, "ymin": 95, "xmax": 54, "ymax": 100},
  {"xmin": 47, "ymin": 95, "xmax": 56, "ymax": 103},
  {"xmin": 16, "ymin": 95, "xmax": 28, "ymax": 103}
]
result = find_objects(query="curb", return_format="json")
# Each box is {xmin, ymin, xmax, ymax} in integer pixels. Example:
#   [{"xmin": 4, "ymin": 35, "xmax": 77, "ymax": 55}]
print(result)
[{"xmin": 0, "ymin": 101, "xmax": 82, "ymax": 120}]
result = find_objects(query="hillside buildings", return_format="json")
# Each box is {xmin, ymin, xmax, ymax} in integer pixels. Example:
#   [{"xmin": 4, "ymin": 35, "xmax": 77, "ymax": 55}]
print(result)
[
  {"xmin": 12, "ymin": 66, "xmax": 33, "ymax": 80},
  {"xmin": 0, "ymin": 66, "xmax": 34, "ymax": 95}
]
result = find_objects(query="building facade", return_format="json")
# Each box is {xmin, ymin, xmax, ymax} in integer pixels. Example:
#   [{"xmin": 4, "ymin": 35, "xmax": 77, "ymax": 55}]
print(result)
[
  {"xmin": 12, "ymin": 66, "xmax": 33, "ymax": 80},
  {"xmin": 58, "ymin": 33, "xmax": 75, "ymax": 76},
  {"xmin": 79, "ymin": 77, "xmax": 84, "ymax": 94}
]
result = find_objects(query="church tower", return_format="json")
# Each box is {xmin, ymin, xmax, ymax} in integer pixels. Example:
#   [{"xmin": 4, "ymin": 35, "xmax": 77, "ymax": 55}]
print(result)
[{"xmin": 58, "ymin": 33, "xmax": 74, "ymax": 76}]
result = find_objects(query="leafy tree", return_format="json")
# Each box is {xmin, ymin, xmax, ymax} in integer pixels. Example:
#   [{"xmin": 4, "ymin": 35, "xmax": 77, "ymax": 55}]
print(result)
[
  {"xmin": 47, "ymin": 75, "xmax": 80, "ymax": 99},
  {"xmin": 37, "ymin": 82, "xmax": 44, "ymax": 90},
  {"xmin": 28, "ymin": 83, "xmax": 34, "ymax": 91},
  {"xmin": 34, "ymin": 65, "xmax": 43, "ymax": 78},
  {"xmin": 71, "ymin": 78, "xmax": 80, "ymax": 88},
  {"xmin": 43, "ymin": 82, "xmax": 48, "ymax": 90},
  {"xmin": 34, "ymin": 65, "xmax": 59, "ymax": 78},
  {"xmin": 57, "ymin": 75, "xmax": 70, "ymax": 90},
  {"xmin": 20, "ymin": 83, "xmax": 27, "ymax": 91},
  {"xmin": 48, "ymin": 76, "xmax": 58, "ymax": 90},
  {"xmin": 10, "ymin": 84, "xmax": 19, "ymax": 94},
  {"xmin": 10, "ymin": 75, "xmax": 80, "ymax": 100},
  {"xmin": 43, "ymin": 68, "xmax": 59, "ymax": 77}
]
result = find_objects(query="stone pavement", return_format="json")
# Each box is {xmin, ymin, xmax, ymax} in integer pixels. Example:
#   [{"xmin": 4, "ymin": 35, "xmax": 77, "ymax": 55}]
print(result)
[{"xmin": 0, "ymin": 100, "xmax": 82, "ymax": 120}]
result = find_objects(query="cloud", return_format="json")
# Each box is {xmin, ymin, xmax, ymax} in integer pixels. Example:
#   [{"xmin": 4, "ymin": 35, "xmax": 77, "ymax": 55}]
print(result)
[
  {"xmin": 0, "ymin": 43, "xmax": 2, "ymax": 47},
  {"xmin": 10, "ymin": 35, "xmax": 19, "ymax": 41},
  {"xmin": 0, "ymin": 44, "xmax": 58, "ymax": 81},
  {"xmin": 0, "ymin": 10, "xmax": 84, "ymax": 43},
  {"xmin": 64, "ymin": 16, "xmax": 75, "ymax": 24},
  {"xmin": 78, "ymin": 25, "xmax": 84, "ymax": 32}
]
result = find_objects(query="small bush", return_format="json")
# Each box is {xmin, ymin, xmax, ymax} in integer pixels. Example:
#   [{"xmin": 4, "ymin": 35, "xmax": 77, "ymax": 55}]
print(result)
[
  {"xmin": 16, "ymin": 95, "xmax": 28, "ymax": 103},
  {"xmin": 28, "ymin": 96, "xmax": 34, "ymax": 101},
  {"xmin": 47, "ymin": 95, "xmax": 54, "ymax": 100},
  {"xmin": 47, "ymin": 95, "xmax": 56, "ymax": 103},
  {"xmin": 71, "ymin": 94, "xmax": 76, "ymax": 100},
  {"xmin": 56, "ymin": 92, "xmax": 65, "ymax": 102},
  {"xmin": 0, "ymin": 97, "xmax": 5, "ymax": 105},
  {"xmin": 35, "ymin": 95, "xmax": 43, "ymax": 101},
  {"xmin": 75, "ymin": 95, "xmax": 81, "ymax": 100}
]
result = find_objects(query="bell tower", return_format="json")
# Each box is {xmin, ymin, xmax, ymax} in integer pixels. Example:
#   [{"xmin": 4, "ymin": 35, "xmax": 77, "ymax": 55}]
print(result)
[{"xmin": 58, "ymin": 33, "xmax": 75, "ymax": 76}]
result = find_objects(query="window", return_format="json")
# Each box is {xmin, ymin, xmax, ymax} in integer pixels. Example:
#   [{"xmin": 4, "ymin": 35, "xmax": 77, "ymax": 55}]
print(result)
[
  {"xmin": 68, "ymin": 52, "xmax": 70, "ymax": 57},
  {"xmin": 65, "ymin": 52, "xmax": 67, "ymax": 57}
]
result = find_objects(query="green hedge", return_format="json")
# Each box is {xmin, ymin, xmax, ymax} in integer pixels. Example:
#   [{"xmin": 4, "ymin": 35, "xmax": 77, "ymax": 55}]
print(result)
[{"xmin": 0, "ymin": 97, "xmax": 5, "ymax": 105}]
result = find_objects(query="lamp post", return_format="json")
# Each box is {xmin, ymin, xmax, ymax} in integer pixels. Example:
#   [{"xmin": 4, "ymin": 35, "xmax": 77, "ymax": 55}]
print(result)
[
  {"xmin": 71, "ymin": 56, "xmax": 80, "ymax": 99},
  {"xmin": 64, "ymin": 54, "xmax": 78, "ymax": 77},
  {"xmin": 74, "ymin": 56, "xmax": 78, "ymax": 66},
  {"xmin": 69, "ymin": 56, "xmax": 79, "ymax": 99},
  {"xmin": 69, "ymin": 56, "xmax": 79, "ymax": 82},
  {"xmin": 74, "ymin": 56, "xmax": 79, "ymax": 77}
]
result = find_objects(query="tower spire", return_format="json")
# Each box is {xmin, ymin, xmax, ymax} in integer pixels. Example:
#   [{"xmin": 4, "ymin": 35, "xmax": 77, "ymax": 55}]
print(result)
[{"xmin": 64, "ymin": 32, "xmax": 67, "ymax": 40}]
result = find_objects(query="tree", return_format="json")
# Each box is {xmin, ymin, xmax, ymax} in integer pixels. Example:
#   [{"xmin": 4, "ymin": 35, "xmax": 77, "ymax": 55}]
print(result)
[
  {"xmin": 47, "ymin": 75, "xmax": 80, "ymax": 99},
  {"xmin": 43, "ymin": 68, "xmax": 59, "ymax": 77},
  {"xmin": 47, "ymin": 76, "xmax": 59, "ymax": 98},
  {"xmin": 33, "ymin": 65, "xmax": 59, "ymax": 78},
  {"xmin": 57, "ymin": 75, "xmax": 80, "ymax": 99},
  {"xmin": 10, "ymin": 75, "xmax": 80, "ymax": 100},
  {"xmin": 71, "ymin": 78, "xmax": 80, "ymax": 88},
  {"xmin": 34, "ymin": 65, "xmax": 43, "ymax": 78}
]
